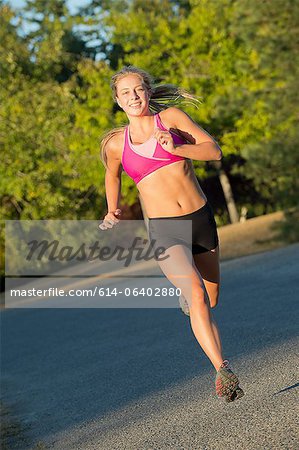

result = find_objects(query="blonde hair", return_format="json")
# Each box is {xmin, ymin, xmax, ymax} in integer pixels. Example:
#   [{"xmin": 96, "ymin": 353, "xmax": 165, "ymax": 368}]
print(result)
[{"xmin": 100, "ymin": 65, "xmax": 201, "ymax": 169}]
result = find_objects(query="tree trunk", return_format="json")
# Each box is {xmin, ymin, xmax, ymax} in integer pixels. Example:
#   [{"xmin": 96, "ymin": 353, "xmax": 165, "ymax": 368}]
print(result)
[{"xmin": 213, "ymin": 161, "xmax": 239, "ymax": 223}]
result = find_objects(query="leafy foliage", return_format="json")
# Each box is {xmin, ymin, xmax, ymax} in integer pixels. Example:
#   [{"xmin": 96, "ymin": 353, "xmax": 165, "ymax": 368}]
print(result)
[{"xmin": 1, "ymin": 0, "xmax": 298, "ymax": 225}]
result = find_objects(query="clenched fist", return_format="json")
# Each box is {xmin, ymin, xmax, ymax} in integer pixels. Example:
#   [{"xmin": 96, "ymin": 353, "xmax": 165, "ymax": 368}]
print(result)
[
  {"xmin": 154, "ymin": 128, "xmax": 177, "ymax": 154},
  {"xmin": 99, "ymin": 209, "xmax": 122, "ymax": 230}
]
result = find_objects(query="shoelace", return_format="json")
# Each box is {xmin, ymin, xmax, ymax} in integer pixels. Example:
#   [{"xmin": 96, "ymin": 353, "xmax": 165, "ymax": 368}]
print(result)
[{"xmin": 219, "ymin": 359, "xmax": 230, "ymax": 370}]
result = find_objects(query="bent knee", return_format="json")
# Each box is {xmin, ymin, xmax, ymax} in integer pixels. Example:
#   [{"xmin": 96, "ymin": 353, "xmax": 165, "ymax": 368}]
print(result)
[{"xmin": 210, "ymin": 290, "xmax": 220, "ymax": 308}]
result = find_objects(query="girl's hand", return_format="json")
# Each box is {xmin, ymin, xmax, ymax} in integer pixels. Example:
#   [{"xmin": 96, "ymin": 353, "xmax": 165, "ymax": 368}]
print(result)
[
  {"xmin": 154, "ymin": 128, "xmax": 176, "ymax": 154},
  {"xmin": 99, "ymin": 209, "xmax": 122, "ymax": 230}
]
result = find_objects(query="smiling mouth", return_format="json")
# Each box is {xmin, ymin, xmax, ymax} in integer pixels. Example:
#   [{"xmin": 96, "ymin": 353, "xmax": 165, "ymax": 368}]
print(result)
[{"xmin": 130, "ymin": 103, "xmax": 141, "ymax": 107}]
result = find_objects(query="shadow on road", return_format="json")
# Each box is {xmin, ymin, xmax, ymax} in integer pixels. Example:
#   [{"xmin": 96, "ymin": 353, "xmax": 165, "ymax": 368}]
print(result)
[{"xmin": 273, "ymin": 382, "xmax": 299, "ymax": 395}]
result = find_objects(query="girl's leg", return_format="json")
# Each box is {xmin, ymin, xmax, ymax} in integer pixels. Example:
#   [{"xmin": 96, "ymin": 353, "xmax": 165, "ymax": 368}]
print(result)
[
  {"xmin": 156, "ymin": 244, "xmax": 224, "ymax": 371},
  {"xmin": 192, "ymin": 245, "xmax": 222, "ymax": 354}
]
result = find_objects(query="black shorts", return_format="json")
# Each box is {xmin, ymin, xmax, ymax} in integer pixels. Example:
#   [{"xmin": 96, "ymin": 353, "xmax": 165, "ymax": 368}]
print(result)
[{"xmin": 148, "ymin": 201, "xmax": 219, "ymax": 255}]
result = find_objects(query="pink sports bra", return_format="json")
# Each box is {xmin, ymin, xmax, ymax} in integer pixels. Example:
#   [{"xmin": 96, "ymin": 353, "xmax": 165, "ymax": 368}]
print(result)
[{"xmin": 122, "ymin": 113, "xmax": 186, "ymax": 185}]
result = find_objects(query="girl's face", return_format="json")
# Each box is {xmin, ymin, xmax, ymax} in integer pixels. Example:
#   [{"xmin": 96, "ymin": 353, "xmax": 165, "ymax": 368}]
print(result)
[{"xmin": 115, "ymin": 74, "xmax": 151, "ymax": 116}]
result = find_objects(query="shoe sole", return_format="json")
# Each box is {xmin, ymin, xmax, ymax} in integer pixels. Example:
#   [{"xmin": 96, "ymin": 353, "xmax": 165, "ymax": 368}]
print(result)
[
  {"xmin": 224, "ymin": 386, "xmax": 245, "ymax": 403},
  {"xmin": 216, "ymin": 369, "xmax": 244, "ymax": 402}
]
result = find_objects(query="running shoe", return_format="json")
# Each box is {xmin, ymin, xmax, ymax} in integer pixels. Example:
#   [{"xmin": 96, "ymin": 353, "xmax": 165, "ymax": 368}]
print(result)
[
  {"xmin": 215, "ymin": 360, "xmax": 244, "ymax": 403},
  {"xmin": 178, "ymin": 294, "xmax": 190, "ymax": 316}
]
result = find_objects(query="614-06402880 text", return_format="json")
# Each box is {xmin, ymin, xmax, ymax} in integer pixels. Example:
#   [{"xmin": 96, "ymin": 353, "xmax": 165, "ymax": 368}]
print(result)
[
  {"xmin": 9, "ymin": 286, "xmax": 182, "ymax": 298},
  {"xmin": 97, "ymin": 287, "xmax": 182, "ymax": 297}
]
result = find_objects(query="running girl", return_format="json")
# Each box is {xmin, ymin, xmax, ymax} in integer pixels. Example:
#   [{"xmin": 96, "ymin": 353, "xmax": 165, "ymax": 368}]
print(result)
[{"xmin": 99, "ymin": 65, "xmax": 244, "ymax": 402}]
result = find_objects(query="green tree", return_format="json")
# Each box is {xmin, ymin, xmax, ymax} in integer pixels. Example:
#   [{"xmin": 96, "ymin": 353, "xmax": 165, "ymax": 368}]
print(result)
[
  {"xmin": 0, "ymin": 4, "xmax": 102, "ymax": 223},
  {"xmin": 227, "ymin": 0, "xmax": 299, "ymax": 212},
  {"xmin": 22, "ymin": 0, "xmax": 96, "ymax": 81}
]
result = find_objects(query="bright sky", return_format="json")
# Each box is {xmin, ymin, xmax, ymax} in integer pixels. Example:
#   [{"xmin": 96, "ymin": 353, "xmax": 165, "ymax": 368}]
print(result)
[
  {"xmin": 9, "ymin": 0, "xmax": 89, "ymax": 13},
  {"xmin": 8, "ymin": 0, "xmax": 105, "ymax": 59}
]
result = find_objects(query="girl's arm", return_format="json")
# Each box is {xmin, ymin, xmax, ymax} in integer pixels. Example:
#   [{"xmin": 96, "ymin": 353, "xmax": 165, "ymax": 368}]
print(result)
[
  {"xmin": 105, "ymin": 170, "xmax": 122, "ymax": 213},
  {"xmin": 104, "ymin": 137, "xmax": 123, "ymax": 212},
  {"xmin": 161, "ymin": 107, "xmax": 222, "ymax": 161},
  {"xmin": 99, "ymin": 138, "xmax": 122, "ymax": 230}
]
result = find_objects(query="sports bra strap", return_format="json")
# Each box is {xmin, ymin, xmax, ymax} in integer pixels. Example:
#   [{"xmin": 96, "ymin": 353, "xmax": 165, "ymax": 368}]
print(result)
[{"xmin": 155, "ymin": 113, "xmax": 168, "ymax": 131}]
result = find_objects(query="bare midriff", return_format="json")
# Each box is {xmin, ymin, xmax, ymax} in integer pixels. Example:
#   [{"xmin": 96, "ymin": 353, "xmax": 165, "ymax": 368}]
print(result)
[
  {"xmin": 114, "ymin": 121, "xmax": 208, "ymax": 218},
  {"xmin": 136, "ymin": 159, "xmax": 207, "ymax": 218}
]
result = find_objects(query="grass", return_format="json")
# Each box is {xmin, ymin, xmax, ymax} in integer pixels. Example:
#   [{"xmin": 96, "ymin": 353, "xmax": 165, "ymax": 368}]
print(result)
[{"xmin": 218, "ymin": 210, "xmax": 289, "ymax": 261}]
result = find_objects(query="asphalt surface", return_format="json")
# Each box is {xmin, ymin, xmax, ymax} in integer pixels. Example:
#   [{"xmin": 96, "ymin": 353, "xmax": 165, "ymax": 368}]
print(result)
[{"xmin": 1, "ymin": 243, "xmax": 299, "ymax": 449}]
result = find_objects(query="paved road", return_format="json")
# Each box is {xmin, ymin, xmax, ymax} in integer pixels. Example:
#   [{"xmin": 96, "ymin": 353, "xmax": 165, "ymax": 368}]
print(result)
[{"xmin": 1, "ymin": 244, "xmax": 299, "ymax": 449}]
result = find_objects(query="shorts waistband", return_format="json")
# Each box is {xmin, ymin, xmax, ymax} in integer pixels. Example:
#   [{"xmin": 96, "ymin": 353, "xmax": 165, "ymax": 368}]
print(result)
[{"xmin": 148, "ymin": 202, "xmax": 209, "ymax": 220}]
